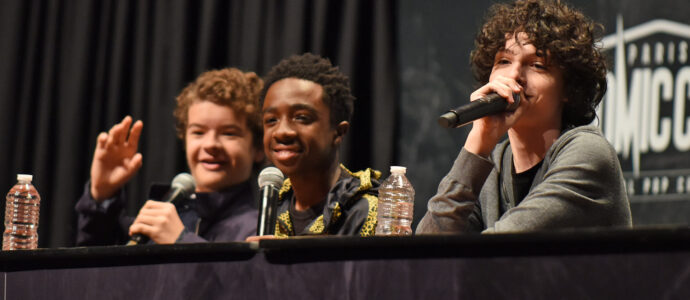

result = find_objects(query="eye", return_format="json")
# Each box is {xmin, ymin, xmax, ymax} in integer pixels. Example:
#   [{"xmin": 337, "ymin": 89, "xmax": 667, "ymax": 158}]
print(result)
[
  {"xmin": 532, "ymin": 62, "xmax": 546, "ymax": 69},
  {"xmin": 497, "ymin": 58, "xmax": 510, "ymax": 65},
  {"xmin": 263, "ymin": 116, "xmax": 277, "ymax": 126},
  {"xmin": 294, "ymin": 113, "xmax": 313, "ymax": 123}
]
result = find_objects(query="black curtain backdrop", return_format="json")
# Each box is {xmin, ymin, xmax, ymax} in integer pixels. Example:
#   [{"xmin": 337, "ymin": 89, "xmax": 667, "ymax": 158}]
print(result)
[{"xmin": 0, "ymin": 0, "xmax": 398, "ymax": 248}]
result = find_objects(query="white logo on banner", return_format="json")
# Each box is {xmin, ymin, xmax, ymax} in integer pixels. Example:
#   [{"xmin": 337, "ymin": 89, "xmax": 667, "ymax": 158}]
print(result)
[{"xmin": 598, "ymin": 16, "xmax": 690, "ymax": 201}]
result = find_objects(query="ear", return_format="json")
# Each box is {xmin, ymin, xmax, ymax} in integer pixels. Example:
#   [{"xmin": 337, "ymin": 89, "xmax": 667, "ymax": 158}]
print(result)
[{"xmin": 333, "ymin": 121, "xmax": 350, "ymax": 146}]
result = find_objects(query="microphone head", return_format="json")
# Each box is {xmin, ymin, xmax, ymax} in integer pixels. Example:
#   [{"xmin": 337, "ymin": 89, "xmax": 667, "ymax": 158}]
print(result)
[
  {"xmin": 171, "ymin": 173, "xmax": 196, "ymax": 196},
  {"xmin": 258, "ymin": 167, "xmax": 285, "ymax": 189},
  {"xmin": 438, "ymin": 111, "xmax": 459, "ymax": 128}
]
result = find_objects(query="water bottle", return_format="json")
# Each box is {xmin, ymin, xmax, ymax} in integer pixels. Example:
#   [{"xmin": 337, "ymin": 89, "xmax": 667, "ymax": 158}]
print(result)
[
  {"xmin": 375, "ymin": 166, "xmax": 415, "ymax": 236},
  {"xmin": 3, "ymin": 174, "xmax": 41, "ymax": 250}
]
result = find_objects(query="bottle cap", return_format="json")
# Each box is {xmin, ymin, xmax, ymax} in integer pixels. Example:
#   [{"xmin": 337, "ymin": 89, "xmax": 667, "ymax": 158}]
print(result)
[
  {"xmin": 17, "ymin": 174, "xmax": 33, "ymax": 182},
  {"xmin": 390, "ymin": 166, "xmax": 406, "ymax": 174}
]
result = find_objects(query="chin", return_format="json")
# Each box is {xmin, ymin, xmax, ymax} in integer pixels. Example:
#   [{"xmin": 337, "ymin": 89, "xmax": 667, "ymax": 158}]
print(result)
[
  {"xmin": 192, "ymin": 174, "xmax": 220, "ymax": 189},
  {"xmin": 195, "ymin": 180, "xmax": 226, "ymax": 192},
  {"xmin": 275, "ymin": 166, "xmax": 300, "ymax": 179}
]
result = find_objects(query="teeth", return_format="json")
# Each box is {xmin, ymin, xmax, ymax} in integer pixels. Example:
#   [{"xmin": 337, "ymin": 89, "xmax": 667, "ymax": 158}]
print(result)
[{"xmin": 274, "ymin": 150, "xmax": 297, "ymax": 159}]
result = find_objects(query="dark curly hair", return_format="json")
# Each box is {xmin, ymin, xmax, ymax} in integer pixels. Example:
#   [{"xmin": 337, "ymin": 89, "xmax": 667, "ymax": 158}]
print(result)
[
  {"xmin": 174, "ymin": 68, "xmax": 264, "ymax": 150},
  {"xmin": 470, "ymin": 0, "xmax": 607, "ymax": 129},
  {"xmin": 262, "ymin": 53, "xmax": 355, "ymax": 126}
]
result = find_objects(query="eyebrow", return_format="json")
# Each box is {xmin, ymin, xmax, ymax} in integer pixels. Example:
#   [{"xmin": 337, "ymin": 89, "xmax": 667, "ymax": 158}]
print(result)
[
  {"xmin": 262, "ymin": 103, "xmax": 320, "ymax": 115},
  {"xmin": 187, "ymin": 123, "xmax": 244, "ymax": 131},
  {"xmin": 496, "ymin": 48, "xmax": 545, "ymax": 59},
  {"xmin": 497, "ymin": 48, "xmax": 515, "ymax": 56}
]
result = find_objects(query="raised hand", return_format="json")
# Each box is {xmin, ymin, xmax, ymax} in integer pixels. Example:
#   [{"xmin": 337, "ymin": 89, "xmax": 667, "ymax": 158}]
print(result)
[
  {"xmin": 464, "ymin": 76, "xmax": 523, "ymax": 157},
  {"xmin": 128, "ymin": 201, "xmax": 185, "ymax": 244},
  {"xmin": 90, "ymin": 116, "xmax": 144, "ymax": 201}
]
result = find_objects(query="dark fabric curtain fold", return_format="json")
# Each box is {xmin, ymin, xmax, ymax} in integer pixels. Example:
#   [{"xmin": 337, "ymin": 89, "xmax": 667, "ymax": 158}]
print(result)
[{"xmin": 0, "ymin": 0, "xmax": 398, "ymax": 248}]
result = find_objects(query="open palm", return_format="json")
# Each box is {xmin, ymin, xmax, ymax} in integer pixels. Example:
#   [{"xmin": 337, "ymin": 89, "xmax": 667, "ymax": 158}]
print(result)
[{"xmin": 90, "ymin": 116, "xmax": 144, "ymax": 201}]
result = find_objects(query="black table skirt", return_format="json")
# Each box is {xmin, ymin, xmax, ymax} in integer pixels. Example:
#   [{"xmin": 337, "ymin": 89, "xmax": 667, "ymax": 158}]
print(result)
[{"xmin": 2, "ymin": 227, "xmax": 689, "ymax": 299}]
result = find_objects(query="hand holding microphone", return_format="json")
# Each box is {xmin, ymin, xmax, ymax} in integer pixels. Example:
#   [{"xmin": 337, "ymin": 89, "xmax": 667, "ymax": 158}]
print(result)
[
  {"xmin": 127, "ymin": 173, "xmax": 196, "ymax": 245},
  {"xmin": 438, "ymin": 92, "xmax": 521, "ymax": 129},
  {"xmin": 446, "ymin": 78, "xmax": 524, "ymax": 158}
]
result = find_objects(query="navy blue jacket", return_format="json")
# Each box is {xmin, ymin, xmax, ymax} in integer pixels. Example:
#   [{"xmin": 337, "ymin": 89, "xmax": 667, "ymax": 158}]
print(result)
[{"xmin": 75, "ymin": 180, "xmax": 257, "ymax": 245}]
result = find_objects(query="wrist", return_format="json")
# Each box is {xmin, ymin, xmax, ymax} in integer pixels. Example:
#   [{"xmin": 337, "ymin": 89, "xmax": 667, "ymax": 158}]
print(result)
[
  {"xmin": 89, "ymin": 184, "xmax": 103, "ymax": 202},
  {"xmin": 90, "ymin": 182, "xmax": 113, "ymax": 203},
  {"xmin": 465, "ymin": 128, "xmax": 499, "ymax": 158}
]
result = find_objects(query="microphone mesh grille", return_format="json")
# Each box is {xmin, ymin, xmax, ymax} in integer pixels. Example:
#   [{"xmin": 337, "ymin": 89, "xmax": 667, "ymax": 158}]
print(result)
[
  {"xmin": 171, "ymin": 173, "xmax": 196, "ymax": 193},
  {"xmin": 258, "ymin": 167, "xmax": 285, "ymax": 188}
]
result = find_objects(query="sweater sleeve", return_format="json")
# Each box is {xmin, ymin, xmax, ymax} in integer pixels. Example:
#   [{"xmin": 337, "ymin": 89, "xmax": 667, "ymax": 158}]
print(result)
[
  {"xmin": 484, "ymin": 130, "xmax": 632, "ymax": 233},
  {"xmin": 75, "ymin": 181, "xmax": 133, "ymax": 246},
  {"xmin": 415, "ymin": 148, "xmax": 495, "ymax": 234}
]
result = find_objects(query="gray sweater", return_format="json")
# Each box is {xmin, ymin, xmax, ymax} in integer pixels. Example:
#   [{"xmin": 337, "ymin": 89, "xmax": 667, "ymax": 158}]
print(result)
[{"xmin": 416, "ymin": 125, "xmax": 632, "ymax": 234}]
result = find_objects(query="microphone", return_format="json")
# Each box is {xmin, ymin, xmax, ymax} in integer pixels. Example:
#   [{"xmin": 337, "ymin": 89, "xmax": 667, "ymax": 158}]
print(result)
[
  {"xmin": 256, "ymin": 167, "xmax": 284, "ymax": 236},
  {"xmin": 438, "ymin": 92, "xmax": 521, "ymax": 128},
  {"xmin": 127, "ymin": 173, "xmax": 196, "ymax": 245}
]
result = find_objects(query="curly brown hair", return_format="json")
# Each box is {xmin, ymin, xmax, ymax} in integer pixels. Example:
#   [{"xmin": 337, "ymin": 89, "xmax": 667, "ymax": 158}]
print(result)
[
  {"xmin": 470, "ymin": 0, "xmax": 607, "ymax": 129},
  {"xmin": 262, "ymin": 53, "xmax": 355, "ymax": 127},
  {"xmin": 174, "ymin": 68, "xmax": 264, "ymax": 150}
]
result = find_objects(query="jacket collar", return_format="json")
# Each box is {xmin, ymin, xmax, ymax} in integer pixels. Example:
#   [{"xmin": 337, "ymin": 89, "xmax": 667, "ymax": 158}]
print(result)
[{"xmin": 194, "ymin": 181, "xmax": 253, "ymax": 222}]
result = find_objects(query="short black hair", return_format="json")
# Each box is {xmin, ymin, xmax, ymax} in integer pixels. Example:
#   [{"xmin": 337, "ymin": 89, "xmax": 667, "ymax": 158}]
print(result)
[{"xmin": 262, "ymin": 53, "xmax": 355, "ymax": 126}]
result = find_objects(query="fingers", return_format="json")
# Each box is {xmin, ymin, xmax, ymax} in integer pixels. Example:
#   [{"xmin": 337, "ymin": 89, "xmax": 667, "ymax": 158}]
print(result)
[
  {"xmin": 472, "ymin": 76, "xmax": 522, "ymax": 104},
  {"xmin": 129, "ymin": 201, "xmax": 183, "ymax": 244},
  {"xmin": 245, "ymin": 235, "xmax": 277, "ymax": 242},
  {"xmin": 90, "ymin": 116, "xmax": 143, "ymax": 201},
  {"xmin": 137, "ymin": 200, "xmax": 176, "ymax": 214},
  {"xmin": 108, "ymin": 116, "xmax": 132, "ymax": 146},
  {"xmin": 126, "ymin": 153, "xmax": 144, "ymax": 172},
  {"xmin": 496, "ymin": 76, "xmax": 522, "ymax": 103},
  {"xmin": 105, "ymin": 116, "xmax": 143, "ymax": 149},
  {"xmin": 465, "ymin": 76, "xmax": 526, "ymax": 156},
  {"xmin": 96, "ymin": 132, "xmax": 108, "ymax": 149},
  {"xmin": 128, "ymin": 219, "xmax": 156, "ymax": 236},
  {"xmin": 127, "ymin": 120, "xmax": 144, "ymax": 149}
]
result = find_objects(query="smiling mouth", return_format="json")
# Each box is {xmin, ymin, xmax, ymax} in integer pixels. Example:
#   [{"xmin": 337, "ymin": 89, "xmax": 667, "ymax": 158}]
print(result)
[
  {"xmin": 272, "ymin": 148, "xmax": 301, "ymax": 162},
  {"xmin": 200, "ymin": 160, "xmax": 226, "ymax": 170}
]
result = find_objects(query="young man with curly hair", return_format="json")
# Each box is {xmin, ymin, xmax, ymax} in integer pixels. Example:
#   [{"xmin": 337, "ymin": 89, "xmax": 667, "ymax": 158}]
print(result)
[
  {"xmin": 417, "ymin": 0, "xmax": 632, "ymax": 234},
  {"xmin": 254, "ymin": 53, "xmax": 380, "ymax": 238},
  {"xmin": 76, "ymin": 68, "xmax": 265, "ymax": 245}
]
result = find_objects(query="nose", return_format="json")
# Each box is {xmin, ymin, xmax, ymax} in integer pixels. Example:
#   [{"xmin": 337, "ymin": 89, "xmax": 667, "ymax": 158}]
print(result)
[
  {"xmin": 201, "ymin": 131, "xmax": 221, "ymax": 151},
  {"xmin": 506, "ymin": 63, "xmax": 526, "ymax": 87},
  {"xmin": 273, "ymin": 118, "xmax": 297, "ymax": 143}
]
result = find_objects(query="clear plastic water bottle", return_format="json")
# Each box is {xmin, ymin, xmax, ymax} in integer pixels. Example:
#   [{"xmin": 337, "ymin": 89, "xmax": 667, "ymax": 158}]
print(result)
[
  {"xmin": 3, "ymin": 174, "xmax": 41, "ymax": 250},
  {"xmin": 375, "ymin": 166, "xmax": 415, "ymax": 236}
]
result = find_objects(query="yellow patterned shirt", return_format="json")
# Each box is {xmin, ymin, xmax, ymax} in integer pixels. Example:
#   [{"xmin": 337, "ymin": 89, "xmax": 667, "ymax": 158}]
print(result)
[{"xmin": 274, "ymin": 165, "xmax": 381, "ymax": 237}]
